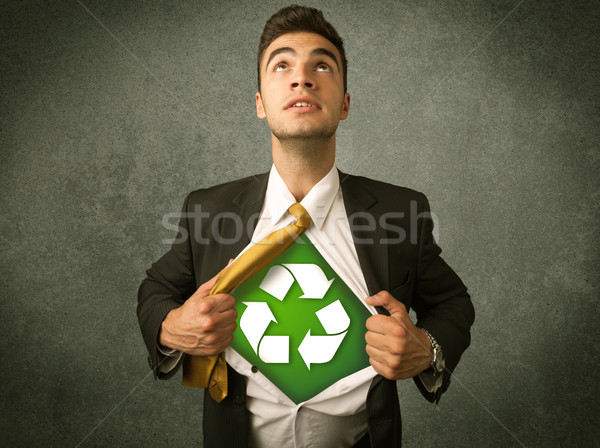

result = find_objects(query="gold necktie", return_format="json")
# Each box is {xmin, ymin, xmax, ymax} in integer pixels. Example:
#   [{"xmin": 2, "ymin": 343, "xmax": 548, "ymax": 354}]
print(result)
[{"xmin": 182, "ymin": 203, "xmax": 311, "ymax": 402}]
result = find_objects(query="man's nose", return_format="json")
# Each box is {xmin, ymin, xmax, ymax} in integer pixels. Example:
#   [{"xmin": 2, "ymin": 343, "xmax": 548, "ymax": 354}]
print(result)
[{"xmin": 290, "ymin": 65, "xmax": 315, "ymax": 90}]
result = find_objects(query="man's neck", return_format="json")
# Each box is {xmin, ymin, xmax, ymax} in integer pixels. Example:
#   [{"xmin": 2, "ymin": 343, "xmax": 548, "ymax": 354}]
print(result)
[{"xmin": 271, "ymin": 135, "xmax": 336, "ymax": 202}]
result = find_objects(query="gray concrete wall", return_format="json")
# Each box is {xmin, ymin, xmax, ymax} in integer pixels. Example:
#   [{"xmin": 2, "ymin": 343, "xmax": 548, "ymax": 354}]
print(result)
[{"xmin": 1, "ymin": 1, "xmax": 598, "ymax": 446}]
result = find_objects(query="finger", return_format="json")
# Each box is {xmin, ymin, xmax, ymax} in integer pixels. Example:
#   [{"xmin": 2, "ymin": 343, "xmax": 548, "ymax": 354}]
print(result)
[
  {"xmin": 201, "ymin": 328, "xmax": 236, "ymax": 352},
  {"xmin": 366, "ymin": 291, "xmax": 409, "ymax": 322},
  {"xmin": 366, "ymin": 345, "xmax": 413, "ymax": 378},
  {"xmin": 211, "ymin": 333, "xmax": 235, "ymax": 353},
  {"xmin": 197, "ymin": 308, "xmax": 238, "ymax": 332},
  {"xmin": 365, "ymin": 328, "xmax": 407, "ymax": 352},
  {"xmin": 365, "ymin": 343, "xmax": 388, "ymax": 363},
  {"xmin": 367, "ymin": 354, "xmax": 400, "ymax": 381},
  {"xmin": 368, "ymin": 357, "xmax": 388, "ymax": 378},
  {"xmin": 370, "ymin": 357, "xmax": 414, "ymax": 381},
  {"xmin": 205, "ymin": 299, "xmax": 237, "ymax": 322},
  {"xmin": 200, "ymin": 322, "xmax": 238, "ymax": 344},
  {"xmin": 210, "ymin": 293, "xmax": 236, "ymax": 311},
  {"xmin": 365, "ymin": 331, "xmax": 387, "ymax": 352},
  {"xmin": 216, "ymin": 320, "xmax": 237, "ymax": 334},
  {"xmin": 193, "ymin": 308, "xmax": 237, "ymax": 334},
  {"xmin": 190, "ymin": 334, "xmax": 234, "ymax": 356},
  {"xmin": 365, "ymin": 315, "xmax": 405, "ymax": 336},
  {"xmin": 195, "ymin": 293, "xmax": 236, "ymax": 314},
  {"xmin": 210, "ymin": 309, "xmax": 238, "ymax": 328}
]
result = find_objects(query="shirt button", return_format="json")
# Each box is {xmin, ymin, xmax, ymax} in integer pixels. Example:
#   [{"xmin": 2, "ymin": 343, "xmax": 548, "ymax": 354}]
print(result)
[
  {"xmin": 251, "ymin": 365, "xmax": 258, "ymax": 373},
  {"xmin": 233, "ymin": 395, "xmax": 246, "ymax": 405}
]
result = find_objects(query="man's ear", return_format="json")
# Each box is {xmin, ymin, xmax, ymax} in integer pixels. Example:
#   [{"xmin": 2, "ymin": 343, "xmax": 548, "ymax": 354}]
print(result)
[
  {"xmin": 256, "ymin": 92, "xmax": 266, "ymax": 119},
  {"xmin": 340, "ymin": 92, "xmax": 350, "ymax": 120}
]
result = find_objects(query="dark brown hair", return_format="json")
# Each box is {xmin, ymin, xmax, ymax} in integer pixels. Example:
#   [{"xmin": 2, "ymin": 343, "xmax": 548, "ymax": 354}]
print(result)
[{"xmin": 257, "ymin": 5, "xmax": 347, "ymax": 93}]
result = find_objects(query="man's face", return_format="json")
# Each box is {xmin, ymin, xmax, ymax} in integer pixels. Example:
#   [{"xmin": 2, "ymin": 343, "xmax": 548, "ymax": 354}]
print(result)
[{"xmin": 256, "ymin": 32, "xmax": 350, "ymax": 142}]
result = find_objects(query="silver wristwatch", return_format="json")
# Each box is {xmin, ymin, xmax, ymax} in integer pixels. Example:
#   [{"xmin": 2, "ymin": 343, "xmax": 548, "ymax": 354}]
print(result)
[{"xmin": 423, "ymin": 329, "xmax": 445, "ymax": 377}]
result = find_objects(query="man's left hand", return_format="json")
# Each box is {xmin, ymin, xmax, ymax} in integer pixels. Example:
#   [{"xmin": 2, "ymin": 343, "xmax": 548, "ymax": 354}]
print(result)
[{"xmin": 365, "ymin": 291, "xmax": 433, "ymax": 380}]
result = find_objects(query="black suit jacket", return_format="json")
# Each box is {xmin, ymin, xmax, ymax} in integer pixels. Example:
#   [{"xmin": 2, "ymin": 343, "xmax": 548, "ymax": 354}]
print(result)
[{"xmin": 137, "ymin": 171, "xmax": 474, "ymax": 448}]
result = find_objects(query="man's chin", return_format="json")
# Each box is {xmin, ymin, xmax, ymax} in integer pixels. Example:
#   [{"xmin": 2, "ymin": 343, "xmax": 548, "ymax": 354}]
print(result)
[{"xmin": 271, "ymin": 126, "xmax": 337, "ymax": 142}]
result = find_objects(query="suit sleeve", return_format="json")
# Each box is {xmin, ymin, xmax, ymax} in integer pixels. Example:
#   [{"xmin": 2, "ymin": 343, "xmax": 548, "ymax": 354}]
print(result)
[
  {"xmin": 412, "ymin": 193, "xmax": 475, "ymax": 403},
  {"xmin": 137, "ymin": 193, "xmax": 197, "ymax": 379}
]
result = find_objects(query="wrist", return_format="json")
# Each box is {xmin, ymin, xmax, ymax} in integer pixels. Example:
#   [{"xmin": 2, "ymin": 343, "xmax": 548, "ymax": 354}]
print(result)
[
  {"xmin": 422, "ymin": 329, "xmax": 445, "ymax": 376},
  {"xmin": 419, "ymin": 328, "xmax": 434, "ymax": 372},
  {"xmin": 158, "ymin": 308, "xmax": 179, "ymax": 350}
]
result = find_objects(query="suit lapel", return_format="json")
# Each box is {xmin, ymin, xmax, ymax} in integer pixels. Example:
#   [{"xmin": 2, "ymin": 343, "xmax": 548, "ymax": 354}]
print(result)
[
  {"xmin": 339, "ymin": 172, "xmax": 390, "ymax": 302},
  {"xmin": 223, "ymin": 173, "xmax": 269, "ymax": 264}
]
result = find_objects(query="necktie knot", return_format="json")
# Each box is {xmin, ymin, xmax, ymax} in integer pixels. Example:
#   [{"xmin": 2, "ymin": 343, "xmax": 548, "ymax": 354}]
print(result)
[{"xmin": 289, "ymin": 203, "xmax": 311, "ymax": 229}]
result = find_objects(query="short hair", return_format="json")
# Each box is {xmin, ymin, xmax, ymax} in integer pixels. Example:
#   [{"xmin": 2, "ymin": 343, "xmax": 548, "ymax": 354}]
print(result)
[{"xmin": 257, "ymin": 5, "xmax": 348, "ymax": 93}]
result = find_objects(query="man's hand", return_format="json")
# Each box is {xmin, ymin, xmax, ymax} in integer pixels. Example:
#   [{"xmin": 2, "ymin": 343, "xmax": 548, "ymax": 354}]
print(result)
[
  {"xmin": 159, "ymin": 267, "xmax": 237, "ymax": 356},
  {"xmin": 365, "ymin": 291, "xmax": 433, "ymax": 380}
]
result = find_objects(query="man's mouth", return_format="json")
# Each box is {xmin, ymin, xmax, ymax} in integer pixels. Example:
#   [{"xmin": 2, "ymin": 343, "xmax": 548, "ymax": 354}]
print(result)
[
  {"xmin": 285, "ymin": 96, "xmax": 321, "ymax": 110},
  {"xmin": 291, "ymin": 101, "xmax": 316, "ymax": 108}
]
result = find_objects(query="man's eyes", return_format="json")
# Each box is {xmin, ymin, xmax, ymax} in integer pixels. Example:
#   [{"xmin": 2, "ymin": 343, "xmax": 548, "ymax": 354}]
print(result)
[
  {"xmin": 315, "ymin": 63, "xmax": 331, "ymax": 72},
  {"xmin": 273, "ymin": 62, "xmax": 332, "ymax": 72}
]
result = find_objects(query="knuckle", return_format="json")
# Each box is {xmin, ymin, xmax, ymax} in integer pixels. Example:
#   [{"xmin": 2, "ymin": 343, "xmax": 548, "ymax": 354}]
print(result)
[
  {"xmin": 389, "ymin": 340, "xmax": 405, "ymax": 355},
  {"xmin": 203, "ymin": 334, "xmax": 218, "ymax": 345},
  {"xmin": 391, "ymin": 325, "xmax": 406, "ymax": 339},
  {"xmin": 212, "ymin": 294, "xmax": 227, "ymax": 306},
  {"xmin": 377, "ymin": 364, "xmax": 392, "ymax": 379},
  {"xmin": 388, "ymin": 358, "xmax": 402, "ymax": 370},
  {"xmin": 200, "ymin": 317, "xmax": 215, "ymax": 332},
  {"xmin": 197, "ymin": 302, "xmax": 213, "ymax": 315},
  {"xmin": 219, "ymin": 293, "xmax": 234, "ymax": 305},
  {"xmin": 365, "ymin": 316, "xmax": 378, "ymax": 329}
]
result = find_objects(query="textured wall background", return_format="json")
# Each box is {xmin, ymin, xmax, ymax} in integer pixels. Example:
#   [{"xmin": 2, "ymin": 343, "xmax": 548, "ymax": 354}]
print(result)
[{"xmin": 1, "ymin": 0, "xmax": 598, "ymax": 446}]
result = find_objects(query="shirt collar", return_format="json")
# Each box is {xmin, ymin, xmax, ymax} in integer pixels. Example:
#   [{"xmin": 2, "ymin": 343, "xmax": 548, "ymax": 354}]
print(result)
[{"xmin": 265, "ymin": 164, "xmax": 340, "ymax": 230}]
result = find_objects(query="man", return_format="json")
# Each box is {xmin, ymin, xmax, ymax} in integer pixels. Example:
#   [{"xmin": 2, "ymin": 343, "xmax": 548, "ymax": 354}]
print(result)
[{"xmin": 138, "ymin": 5, "xmax": 474, "ymax": 447}]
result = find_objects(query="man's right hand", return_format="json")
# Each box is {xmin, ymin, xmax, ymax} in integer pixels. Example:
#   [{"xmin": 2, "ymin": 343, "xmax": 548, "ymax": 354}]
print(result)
[{"xmin": 158, "ymin": 268, "xmax": 237, "ymax": 356}]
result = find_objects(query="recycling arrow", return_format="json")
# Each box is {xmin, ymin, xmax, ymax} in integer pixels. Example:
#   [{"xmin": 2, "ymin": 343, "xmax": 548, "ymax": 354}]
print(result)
[
  {"xmin": 259, "ymin": 265, "xmax": 295, "ymax": 301},
  {"xmin": 241, "ymin": 302, "xmax": 289, "ymax": 363},
  {"xmin": 259, "ymin": 264, "xmax": 334, "ymax": 300},
  {"xmin": 283, "ymin": 264, "xmax": 334, "ymax": 299},
  {"xmin": 298, "ymin": 300, "xmax": 350, "ymax": 369},
  {"xmin": 298, "ymin": 331, "xmax": 347, "ymax": 370},
  {"xmin": 240, "ymin": 302, "xmax": 277, "ymax": 353},
  {"xmin": 315, "ymin": 299, "xmax": 350, "ymax": 334},
  {"xmin": 259, "ymin": 335, "xmax": 289, "ymax": 363}
]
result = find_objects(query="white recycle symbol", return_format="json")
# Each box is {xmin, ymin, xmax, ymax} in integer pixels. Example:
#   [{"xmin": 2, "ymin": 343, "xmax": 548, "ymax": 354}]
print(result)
[{"xmin": 240, "ymin": 264, "xmax": 350, "ymax": 370}]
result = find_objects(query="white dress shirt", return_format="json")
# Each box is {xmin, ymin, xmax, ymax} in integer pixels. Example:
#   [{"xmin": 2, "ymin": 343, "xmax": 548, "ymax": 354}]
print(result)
[{"xmin": 225, "ymin": 164, "xmax": 378, "ymax": 448}]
